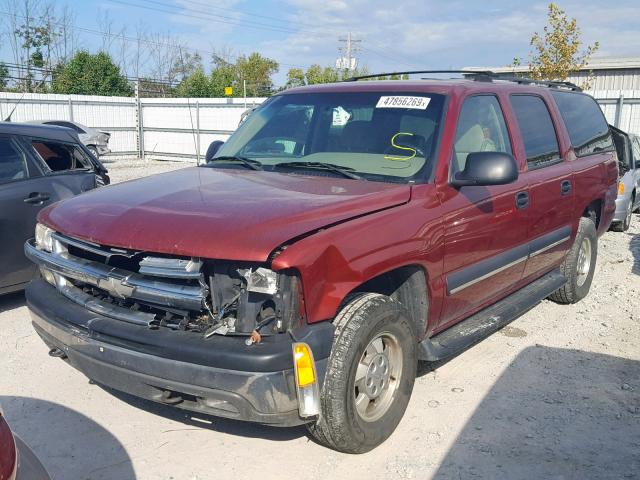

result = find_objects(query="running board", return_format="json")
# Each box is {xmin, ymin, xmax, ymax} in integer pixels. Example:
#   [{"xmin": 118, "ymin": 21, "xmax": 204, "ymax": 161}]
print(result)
[{"xmin": 419, "ymin": 269, "xmax": 567, "ymax": 361}]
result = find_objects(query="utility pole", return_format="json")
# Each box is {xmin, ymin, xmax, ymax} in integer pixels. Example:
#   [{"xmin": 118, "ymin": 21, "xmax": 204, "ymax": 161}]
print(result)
[{"xmin": 337, "ymin": 32, "xmax": 361, "ymax": 77}]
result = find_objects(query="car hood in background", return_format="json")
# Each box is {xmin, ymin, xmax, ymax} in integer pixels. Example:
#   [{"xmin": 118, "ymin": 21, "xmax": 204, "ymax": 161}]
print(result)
[{"xmin": 39, "ymin": 167, "xmax": 411, "ymax": 261}]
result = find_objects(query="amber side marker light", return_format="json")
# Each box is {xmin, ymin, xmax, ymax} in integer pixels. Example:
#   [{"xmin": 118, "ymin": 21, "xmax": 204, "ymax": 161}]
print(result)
[
  {"xmin": 618, "ymin": 181, "xmax": 625, "ymax": 195},
  {"xmin": 292, "ymin": 343, "xmax": 320, "ymax": 418}
]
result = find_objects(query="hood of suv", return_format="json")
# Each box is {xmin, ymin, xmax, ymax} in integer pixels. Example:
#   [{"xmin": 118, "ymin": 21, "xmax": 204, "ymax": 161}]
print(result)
[{"xmin": 39, "ymin": 167, "xmax": 411, "ymax": 261}]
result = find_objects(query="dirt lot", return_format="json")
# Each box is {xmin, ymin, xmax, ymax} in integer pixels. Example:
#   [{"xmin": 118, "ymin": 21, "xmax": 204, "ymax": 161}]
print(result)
[{"xmin": 1, "ymin": 159, "xmax": 638, "ymax": 480}]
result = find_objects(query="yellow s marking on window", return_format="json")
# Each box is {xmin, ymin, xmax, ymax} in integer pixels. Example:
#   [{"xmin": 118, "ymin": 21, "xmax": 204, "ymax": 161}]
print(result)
[{"xmin": 384, "ymin": 132, "xmax": 417, "ymax": 161}]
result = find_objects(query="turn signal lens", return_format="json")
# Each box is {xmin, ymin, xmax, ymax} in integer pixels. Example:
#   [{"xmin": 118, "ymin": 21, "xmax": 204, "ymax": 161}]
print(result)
[
  {"xmin": 618, "ymin": 181, "xmax": 625, "ymax": 195},
  {"xmin": 293, "ymin": 343, "xmax": 316, "ymax": 387},
  {"xmin": 292, "ymin": 342, "xmax": 320, "ymax": 418}
]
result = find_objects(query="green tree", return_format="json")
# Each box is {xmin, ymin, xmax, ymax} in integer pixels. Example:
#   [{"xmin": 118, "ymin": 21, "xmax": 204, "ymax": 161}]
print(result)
[
  {"xmin": 0, "ymin": 63, "xmax": 8, "ymax": 90},
  {"xmin": 175, "ymin": 68, "xmax": 211, "ymax": 97},
  {"xmin": 513, "ymin": 3, "xmax": 599, "ymax": 87},
  {"xmin": 209, "ymin": 56, "xmax": 236, "ymax": 96},
  {"xmin": 235, "ymin": 52, "xmax": 279, "ymax": 96},
  {"xmin": 52, "ymin": 51, "xmax": 132, "ymax": 96},
  {"xmin": 285, "ymin": 67, "xmax": 305, "ymax": 89}
]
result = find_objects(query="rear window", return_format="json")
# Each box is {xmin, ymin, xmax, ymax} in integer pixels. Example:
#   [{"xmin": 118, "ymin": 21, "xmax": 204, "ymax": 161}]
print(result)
[
  {"xmin": 551, "ymin": 91, "xmax": 614, "ymax": 157},
  {"xmin": 510, "ymin": 95, "xmax": 560, "ymax": 168}
]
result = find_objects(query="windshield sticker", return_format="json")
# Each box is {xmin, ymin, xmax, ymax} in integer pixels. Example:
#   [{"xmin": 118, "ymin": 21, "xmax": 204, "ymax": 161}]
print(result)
[
  {"xmin": 384, "ymin": 132, "xmax": 417, "ymax": 161},
  {"xmin": 376, "ymin": 96, "xmax": 430, "ymax": 110},
  {"xmin": 332, "ymin": 106, "xmax": 351, "ymax": 126}
]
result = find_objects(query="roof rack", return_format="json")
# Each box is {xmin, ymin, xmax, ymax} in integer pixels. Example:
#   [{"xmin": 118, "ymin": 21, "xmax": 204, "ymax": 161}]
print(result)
[
  {"xmin": 487, "ymin": 75, "xmax": 582, "ymax": 91},
  {"xmin": 344, "ymin": 70, "xmax": 495, "ymax": 81},
  {"xmin": 344, "ymin": 69, "xmax": 582, "ymax": 91}
]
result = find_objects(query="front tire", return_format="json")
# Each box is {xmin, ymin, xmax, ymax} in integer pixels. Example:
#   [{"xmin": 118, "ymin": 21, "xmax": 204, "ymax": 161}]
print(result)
[
  {"xmin": 307, "ymin": 293, "xmax": 417, "ymax": 453},
  {"xmin": 549, "ymin": 217, "xmax": 598, "ymax": 304}
]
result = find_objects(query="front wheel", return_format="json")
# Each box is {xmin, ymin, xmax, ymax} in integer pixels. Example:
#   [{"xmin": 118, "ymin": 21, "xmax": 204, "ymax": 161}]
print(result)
[
  {"xmin": 307, "ymin": 293, "xmax": 417, "ymax": 453},
  {"xmin": 549, "ymin": 217, "xmax": 598, "ymax": 304}
]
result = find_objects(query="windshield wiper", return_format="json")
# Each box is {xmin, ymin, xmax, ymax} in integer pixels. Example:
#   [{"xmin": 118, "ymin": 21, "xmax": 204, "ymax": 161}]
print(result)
[
  {"xmin": 207, "ymin": 155, "xmax": 263, "ymax": 171},
  {"xmin": 274, "ymin": 161, "xmax": 362, "ymax": 180}
]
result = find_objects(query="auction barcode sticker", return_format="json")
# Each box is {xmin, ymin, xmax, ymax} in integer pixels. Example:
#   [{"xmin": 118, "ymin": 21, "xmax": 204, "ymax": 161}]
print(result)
[{"xmin": 376, "ymin": 96, "xmax": 430, "ymax": 110}]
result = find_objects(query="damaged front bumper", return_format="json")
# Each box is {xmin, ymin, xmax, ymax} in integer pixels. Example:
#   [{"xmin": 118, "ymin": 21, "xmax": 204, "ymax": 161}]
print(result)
[{"xmin": 26, "ymin": 279, "xmax": 332, "ymax": 426}]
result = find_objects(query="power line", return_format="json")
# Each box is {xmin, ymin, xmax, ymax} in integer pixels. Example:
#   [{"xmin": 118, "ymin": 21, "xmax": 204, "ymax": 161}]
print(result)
[
  {"xmin": 110, "ymin": 0, "xmax": 302, "ymax": 35},
  {"xmin": 105, "ymin": 0, "xmax": 423, "ymax": 70},
  {"xmin": 0, "ymin": 10, "xmax": 311, "ymax": 70}
]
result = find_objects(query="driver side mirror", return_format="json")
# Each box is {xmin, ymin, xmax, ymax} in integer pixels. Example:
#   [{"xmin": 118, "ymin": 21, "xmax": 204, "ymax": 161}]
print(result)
[
  {"xmin": 450, "ymin": 152, "xmax": 518, "ymax": 187},
  {"xmin": 205, "ymin": 140, "xmax": 225, "ymax": 162}
]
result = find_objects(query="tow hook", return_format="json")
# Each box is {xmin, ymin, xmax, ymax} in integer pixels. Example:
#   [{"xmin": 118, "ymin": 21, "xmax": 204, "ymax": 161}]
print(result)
[{"xmin": 48, "ymin": 347, "xmax": 67, "ymax": 359}]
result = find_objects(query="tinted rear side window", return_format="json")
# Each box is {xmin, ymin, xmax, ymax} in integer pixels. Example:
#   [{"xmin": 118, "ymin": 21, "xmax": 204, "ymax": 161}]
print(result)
[
  {"xmin": 551, "ymin": 91, "xmax": 614, "ymax": 157},
  {"xmin": 510, "ymin": 95, "xmax": 560, "ymax": 168}
]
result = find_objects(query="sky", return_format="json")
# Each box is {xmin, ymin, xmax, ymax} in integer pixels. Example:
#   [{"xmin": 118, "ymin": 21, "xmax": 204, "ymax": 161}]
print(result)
[{"xmin": 1, "ymin": 0, "xmax": 639, "ymax": 86}]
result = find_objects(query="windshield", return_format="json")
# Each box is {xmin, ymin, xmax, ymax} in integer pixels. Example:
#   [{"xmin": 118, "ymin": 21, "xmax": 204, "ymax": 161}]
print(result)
[{"xmin": 214, "ymin": 91, "xmax": 446, "ymax": 182}]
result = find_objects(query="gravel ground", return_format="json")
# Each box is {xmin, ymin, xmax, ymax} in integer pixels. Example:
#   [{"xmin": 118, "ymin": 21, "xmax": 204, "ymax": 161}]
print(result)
[{"xmin": 0, "ymin": 159, "xmax": 638, "ymax": 480}]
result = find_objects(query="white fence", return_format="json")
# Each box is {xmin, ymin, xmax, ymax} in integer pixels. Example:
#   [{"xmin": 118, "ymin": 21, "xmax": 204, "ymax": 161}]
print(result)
[
  {"xmin": 1, "ymin": 90, "xmax": 639, "ymax": 161},
  {"xmin": 0, "ymin": 92, "xmax": 265, "ymax": 161}
]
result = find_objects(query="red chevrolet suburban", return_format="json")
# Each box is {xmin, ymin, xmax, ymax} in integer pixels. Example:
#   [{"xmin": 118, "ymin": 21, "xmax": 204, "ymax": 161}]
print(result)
[{"xmin": 24, "ymin": 72, "xmax": 618, "ymax": 453}]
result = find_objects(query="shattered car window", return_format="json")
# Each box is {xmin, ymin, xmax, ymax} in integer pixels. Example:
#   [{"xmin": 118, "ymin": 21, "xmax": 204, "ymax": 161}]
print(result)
[{"xmin": 31, "ymin": 140, "xmax": 92, "ymax": 173}]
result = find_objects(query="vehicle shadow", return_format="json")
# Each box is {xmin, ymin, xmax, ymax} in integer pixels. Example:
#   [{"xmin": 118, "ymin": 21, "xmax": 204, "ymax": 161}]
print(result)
[
  {"xmin": 99, "ymin": 386, "xmax": 308, "ymax": 441},
  {"xmin": 629, "ymin": 231, "xmax": 640, "ymax": 275},
  {"xmin": 0, "ymin": 291, "xmax": 26, "ymax": 314},
  {"xmin": 0, "ymin": 396, "xmax": 135, "ymax": 480},
  {"xmin": 432, "ymin": 346, "xmax": 640, "ymax": 479}
]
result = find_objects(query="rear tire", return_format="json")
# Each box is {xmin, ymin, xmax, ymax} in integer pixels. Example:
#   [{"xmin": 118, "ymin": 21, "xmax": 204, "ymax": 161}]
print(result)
[
  {"xmin": 549, "ymin": 217, "xmax": 597, "ymax": 304},
  {"xmin": 307, "ymin": 293, "xmax": 417, "ymax": 453}
]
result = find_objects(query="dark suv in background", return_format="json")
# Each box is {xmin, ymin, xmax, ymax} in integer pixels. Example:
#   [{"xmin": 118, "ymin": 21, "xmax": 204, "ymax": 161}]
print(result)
[
  {"xmin": 0, "ymin": 122, "xmax": 109, "ymax": 295},
  {"xmin": 24, "ymin": 72, "xmax": 617, "ymax": 453}
]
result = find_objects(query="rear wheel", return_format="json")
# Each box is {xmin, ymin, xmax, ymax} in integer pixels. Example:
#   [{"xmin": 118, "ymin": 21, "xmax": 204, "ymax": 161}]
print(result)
[
  {"xmin": 549, "ymin": 217, "xmax": 597, "ymax": 304},
  {"xmin": 307, "ymin": 293, "xmax": 417, "ymax": 453}
]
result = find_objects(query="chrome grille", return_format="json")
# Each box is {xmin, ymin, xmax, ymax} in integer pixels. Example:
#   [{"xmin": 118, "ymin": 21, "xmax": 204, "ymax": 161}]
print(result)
[{"xmin": 25, "ymin": 234, "xmax": 207, "ymax": 326}]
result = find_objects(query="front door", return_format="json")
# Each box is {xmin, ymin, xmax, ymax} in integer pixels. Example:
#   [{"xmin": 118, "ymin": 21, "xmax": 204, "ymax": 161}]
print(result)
[{"xmin": 438, "ymin": 94, "xmax": 529, "ymax": 329}]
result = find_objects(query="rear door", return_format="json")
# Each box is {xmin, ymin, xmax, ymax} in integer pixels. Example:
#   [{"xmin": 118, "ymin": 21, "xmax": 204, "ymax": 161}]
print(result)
[
  {"xmin": 439, "ymin": 94, "xmax": 529, "ymax": 328},
  {"xmin": 509, "ymin": 94, "xmax": 574, "ymax": 281}
]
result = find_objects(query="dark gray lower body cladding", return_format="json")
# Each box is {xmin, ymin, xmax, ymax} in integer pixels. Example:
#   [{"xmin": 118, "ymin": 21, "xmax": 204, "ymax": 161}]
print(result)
[{"xmin": 420, "ymin": 269, "xmax": 567, "ymax": 361}]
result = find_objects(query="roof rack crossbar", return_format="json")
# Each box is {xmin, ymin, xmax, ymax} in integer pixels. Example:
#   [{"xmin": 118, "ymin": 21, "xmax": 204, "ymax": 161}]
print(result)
[{"xmin": 344, "ymin": 69, "xmax": 495, "ymax": 81}]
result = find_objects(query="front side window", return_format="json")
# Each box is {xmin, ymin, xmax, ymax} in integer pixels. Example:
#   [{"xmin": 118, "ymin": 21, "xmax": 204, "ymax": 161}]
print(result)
[
  {"xmin": 452, "ymin": 95, "xmax": 512, "ymax": 173},
  {"xmin": 214, "ymin": 92, "xmax": 446, "ymax": 182},
  {"xmin": 0, "ymin": 137, "xmax": 28, "ymax": 185},
  {"xmin": 31, "ymin": 140, "xmax": 92, "ymax": 173},
  {"xmin": 551, "ymin": 91, "xmax": 614, "ymax": 157},
  {"xmin": 511, "ymin": 95, "xmax": 560, "ymax": 169}
]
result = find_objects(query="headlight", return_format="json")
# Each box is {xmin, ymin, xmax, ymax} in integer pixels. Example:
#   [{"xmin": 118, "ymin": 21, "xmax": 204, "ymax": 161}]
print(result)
[
  {"xmin": 35, "ymin": 223, "xmax": 54, "ymax": 252},
  {"xmin": 242, "ymin": 267, "xmax": 278, "ymax": 295}
]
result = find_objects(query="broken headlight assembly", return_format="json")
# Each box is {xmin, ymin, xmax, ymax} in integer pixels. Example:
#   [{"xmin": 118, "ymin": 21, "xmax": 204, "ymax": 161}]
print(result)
[{"xmin": 201, "ymin": 262, "xmax": 305, "ymax": 342}]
